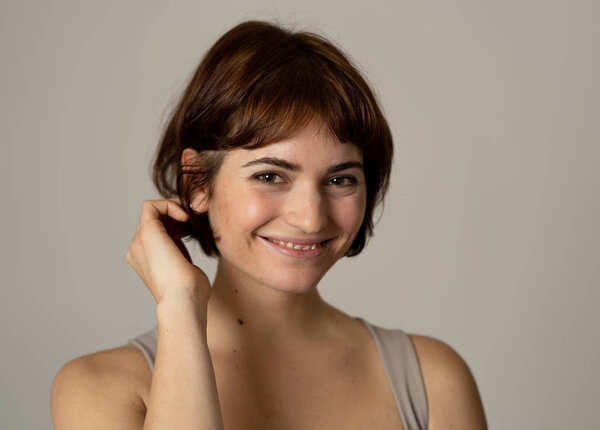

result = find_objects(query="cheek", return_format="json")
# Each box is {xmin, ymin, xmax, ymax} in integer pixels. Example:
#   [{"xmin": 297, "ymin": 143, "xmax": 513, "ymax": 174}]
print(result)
[
  {"xmin": 332, "ymin": 194, "xmax": 367, "ymax": 235},
  {"xmin": 211, "ymin": 189, "xmax": 280, "ymax": 235},
  {"xmin": 241, "ymin": 192, "xmax": 279, "ymax": 225}
]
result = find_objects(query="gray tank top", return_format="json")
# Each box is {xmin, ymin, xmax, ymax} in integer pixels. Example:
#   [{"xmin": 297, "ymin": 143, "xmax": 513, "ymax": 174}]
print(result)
[{"xmin": 129, "ymin": 317, "xmax": 428, "ymax": 430}]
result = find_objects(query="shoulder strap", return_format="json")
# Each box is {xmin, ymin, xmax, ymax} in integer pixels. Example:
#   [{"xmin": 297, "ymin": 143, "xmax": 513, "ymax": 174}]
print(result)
[
  {"xmin": 359, "ymin": 318, "xmax": 429, "ymax": 430},
  {"xmin": 129, "ymin": 326, "xmax": 158, "ymax": 371}
]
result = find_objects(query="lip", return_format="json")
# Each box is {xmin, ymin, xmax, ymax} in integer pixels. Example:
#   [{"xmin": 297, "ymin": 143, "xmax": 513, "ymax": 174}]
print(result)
[{"xmin": 259, "ymin": 236, "xmax": 331, "ymax": 259}]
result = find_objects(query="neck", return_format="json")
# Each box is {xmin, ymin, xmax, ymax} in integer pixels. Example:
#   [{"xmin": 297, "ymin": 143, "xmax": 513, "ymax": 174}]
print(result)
[{"xmin": 206, "ymin": 260, "xmax": 336, "ymax": 350}]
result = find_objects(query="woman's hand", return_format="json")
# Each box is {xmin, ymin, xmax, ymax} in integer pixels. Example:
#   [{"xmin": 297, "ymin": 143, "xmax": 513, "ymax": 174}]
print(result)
[{"xmin": 125, "ymin": 199, "xmax": 211, "ymax": 306}]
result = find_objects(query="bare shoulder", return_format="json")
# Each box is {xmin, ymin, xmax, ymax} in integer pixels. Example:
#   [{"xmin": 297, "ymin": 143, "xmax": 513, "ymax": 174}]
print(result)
[
  {"xmin": 409, "ymin": 335, "xmax": 488, "ymax": 430},
  {"xmin": 51, "ymin": 344, "xmax": 152, "ymax": 430}
]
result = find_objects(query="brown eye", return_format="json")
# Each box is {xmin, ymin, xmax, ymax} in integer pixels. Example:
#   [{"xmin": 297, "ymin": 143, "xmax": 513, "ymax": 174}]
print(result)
[
  {"xmin": 327, "ymin": 176, "xmax": 358, "ymax": 187},
  {"xmin": 254, "ymin": 172, "xmax": 284, "ymax": 183}
]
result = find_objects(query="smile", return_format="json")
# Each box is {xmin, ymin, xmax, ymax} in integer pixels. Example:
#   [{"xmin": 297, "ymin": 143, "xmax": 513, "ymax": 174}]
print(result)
[
  {"xmin": 266, "ymin": 238, "xmax": 320, "ymax": 250},
  {"xmin": 259, "ymin": 236, "xmax": 330, "ymax": 259}
]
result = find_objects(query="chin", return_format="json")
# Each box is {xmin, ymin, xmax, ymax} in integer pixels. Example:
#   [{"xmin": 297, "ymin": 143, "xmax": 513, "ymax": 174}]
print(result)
[
  {"xmin": 216, "ymin": 251, "xmax": 335, "ymax": 295},
  {"xmin": 262, "ymin": 271, "xmax": 325, "ymax": 295}
]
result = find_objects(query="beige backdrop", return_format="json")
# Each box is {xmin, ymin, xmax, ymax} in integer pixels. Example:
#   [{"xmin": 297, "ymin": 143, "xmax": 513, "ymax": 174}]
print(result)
[{"xmin": 2, "ymin": 1, "xmax": 599, "ymax": 428}]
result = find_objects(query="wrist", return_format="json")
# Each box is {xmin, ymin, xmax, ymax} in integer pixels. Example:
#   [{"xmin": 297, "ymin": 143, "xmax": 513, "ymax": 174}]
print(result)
[{"xmin": 156, "ymin": 292, "xmax": 209, "ymax": 329}]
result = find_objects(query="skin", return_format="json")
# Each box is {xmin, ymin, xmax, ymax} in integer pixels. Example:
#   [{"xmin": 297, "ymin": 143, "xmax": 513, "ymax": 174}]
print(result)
[{"xmin": 50, "ymin": 118, "xmax": 487, "ymax": 429}]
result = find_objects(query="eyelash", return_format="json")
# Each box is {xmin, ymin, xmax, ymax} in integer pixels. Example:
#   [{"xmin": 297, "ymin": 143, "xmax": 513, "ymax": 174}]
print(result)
[{"xmin": 252, "ymin": 172, "xmax": 358, "ymax": 187}]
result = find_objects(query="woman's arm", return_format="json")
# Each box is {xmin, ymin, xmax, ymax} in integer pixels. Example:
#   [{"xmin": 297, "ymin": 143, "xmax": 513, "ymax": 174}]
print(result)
[
  {"xmin": 411, "ymin": 335, "xmax": 488, "ymax": 430},
  {"xmin": 144, "ymin": 293, "xmax": 223, "ymax": 429},
  {"xmin": 130, "ymin": 199, "xmax": 224, "ymax": 429},
  {"xmin": 51, "ymin": 200, "xmax": 224, "ymax": 429}
]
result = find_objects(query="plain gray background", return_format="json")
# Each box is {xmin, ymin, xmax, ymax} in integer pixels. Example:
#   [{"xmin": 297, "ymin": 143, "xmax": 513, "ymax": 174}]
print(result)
[{"xmin": 2, "ymin": 1, "xmax": 598, "ymax": 428}]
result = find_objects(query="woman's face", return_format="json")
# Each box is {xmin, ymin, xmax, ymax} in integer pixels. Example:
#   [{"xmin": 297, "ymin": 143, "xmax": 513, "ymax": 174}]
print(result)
[{"xmin": 199, "ymin": 118, "xmax": 367, "ymax": 294}]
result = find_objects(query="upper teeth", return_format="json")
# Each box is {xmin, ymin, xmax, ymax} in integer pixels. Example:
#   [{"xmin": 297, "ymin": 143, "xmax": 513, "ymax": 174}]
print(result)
[{"xmin": 269, "ymin": 239, "xmax": 319, "ymax": 250}]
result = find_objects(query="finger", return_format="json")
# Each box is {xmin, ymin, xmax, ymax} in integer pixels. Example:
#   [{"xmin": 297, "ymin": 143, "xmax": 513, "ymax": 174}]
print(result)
[
  {"xmin": 140, "ymin": 200, "xmax": 189, "ymax": 228},
  {"xmin": 140, "ymin": 219, "xmax": 193, "ymax": 268},
  {"xmin": 160, "ymin": 214, "xmax": 194, "ymax": 240}
]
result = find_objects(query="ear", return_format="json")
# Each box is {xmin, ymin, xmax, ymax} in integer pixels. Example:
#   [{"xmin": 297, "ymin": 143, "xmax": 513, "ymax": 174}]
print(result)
[{"xmin": 181, "ymin": 148, "xmax": 210, "ymax": 213}]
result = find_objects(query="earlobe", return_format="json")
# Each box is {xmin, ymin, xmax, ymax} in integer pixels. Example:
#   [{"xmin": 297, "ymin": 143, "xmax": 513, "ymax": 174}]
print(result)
[
  {"xmin": 181, "ymin": 147, "xmax": 210, "ymax": 213},
  {"xmin": 190, "ymin": 193, "xmax": 210, "ymax": 213}
]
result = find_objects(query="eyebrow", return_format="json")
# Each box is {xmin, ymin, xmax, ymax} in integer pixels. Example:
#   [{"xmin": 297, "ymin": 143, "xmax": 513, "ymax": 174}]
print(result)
[{"xmin": 242, "ymin": 157, "xmax": 363, "ymax": 174}]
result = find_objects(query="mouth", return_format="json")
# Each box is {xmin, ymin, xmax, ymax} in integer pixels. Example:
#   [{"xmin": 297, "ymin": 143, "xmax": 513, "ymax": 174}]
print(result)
[
  {"xmin": 265, "ymin": 238, "xmax": 322, "ymax": 250},
  {"xmin": 259, "ymin": 236, "xmax": 332, "ymax": 258}
]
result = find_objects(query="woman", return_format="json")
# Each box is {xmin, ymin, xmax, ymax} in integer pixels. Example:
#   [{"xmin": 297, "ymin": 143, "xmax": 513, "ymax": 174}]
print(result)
[{"xmin": 51, "ymin": 21, "xmax": 487, "ymax": 429}]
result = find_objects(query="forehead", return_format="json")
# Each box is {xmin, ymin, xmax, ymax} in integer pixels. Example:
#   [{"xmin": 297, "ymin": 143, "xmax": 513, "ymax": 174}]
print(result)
[{"xmin": 227, "ymin": 119, "xmax": 363, "ymax": 166}]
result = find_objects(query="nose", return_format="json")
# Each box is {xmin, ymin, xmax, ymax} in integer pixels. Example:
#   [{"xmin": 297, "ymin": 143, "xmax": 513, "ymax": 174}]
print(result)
[{"xmin": 284, "ymin": 183, "xmax": 328, "ymax": 234}]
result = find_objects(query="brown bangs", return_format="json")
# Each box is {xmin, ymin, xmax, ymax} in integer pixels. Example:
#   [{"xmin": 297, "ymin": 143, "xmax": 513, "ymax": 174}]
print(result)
[{"xmin": 197, "ymin": 29, "xmax": 381, "ymax": 154}]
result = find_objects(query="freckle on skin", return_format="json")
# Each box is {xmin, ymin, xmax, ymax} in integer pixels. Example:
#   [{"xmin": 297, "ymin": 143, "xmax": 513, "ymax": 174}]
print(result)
[
  {"xmin": 238, "ymin": 318, "xmax": 244, "ymax": 325},
  {"xmin": 233, "ymin": 349, "xmax": 236, "ymax": 353},
  {"xmin": 234, "ymin": 288, "xmax": 238, "ymax": 293}
]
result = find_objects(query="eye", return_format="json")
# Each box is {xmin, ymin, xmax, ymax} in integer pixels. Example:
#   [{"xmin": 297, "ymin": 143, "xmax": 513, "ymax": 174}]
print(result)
[
  {"xmin": 327, "ymin": 176, "xmax": 358, "ymax": 187},
  {"xmin": 254, "ymin": 172, "xmax": 284, "ymax": 184}
]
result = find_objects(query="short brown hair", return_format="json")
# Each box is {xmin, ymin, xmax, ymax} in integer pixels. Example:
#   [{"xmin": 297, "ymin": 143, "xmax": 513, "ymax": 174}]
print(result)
[{"xmin": 152, "ymin": 20, "xmax": 393, "ymax": 257}]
